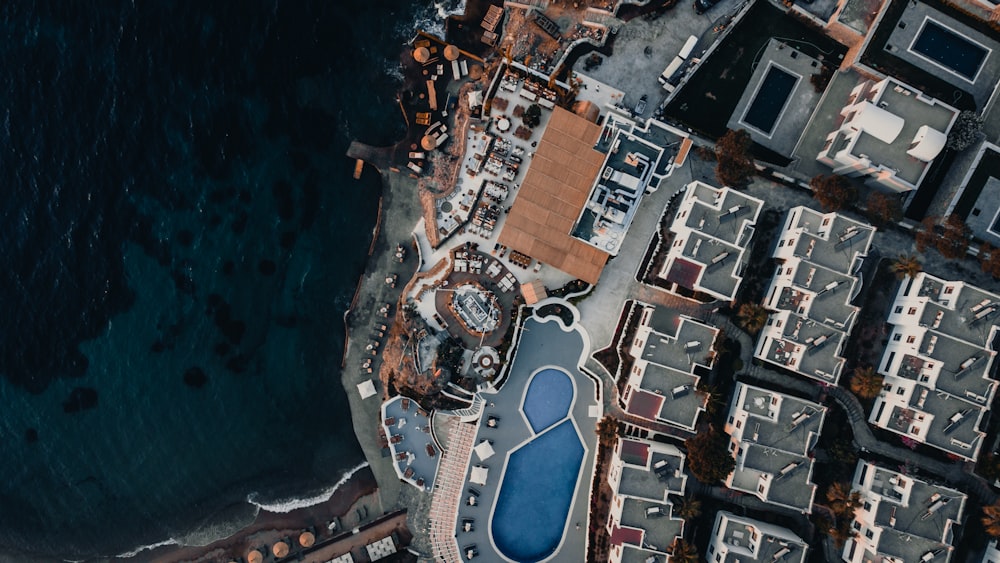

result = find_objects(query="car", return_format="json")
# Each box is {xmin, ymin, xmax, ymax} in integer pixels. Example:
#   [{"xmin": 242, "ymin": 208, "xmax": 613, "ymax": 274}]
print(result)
[
  {"xmin": 693, "ymin": 0, "xmax": 720, "ymax": 13},
  {"xmin": 634, "ymin": 95, "xmax": 648, "ymax": 116}
]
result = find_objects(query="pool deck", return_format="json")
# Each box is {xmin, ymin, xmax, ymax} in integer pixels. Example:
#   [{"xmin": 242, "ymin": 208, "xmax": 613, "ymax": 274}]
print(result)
[
  {"xmin": 884, "ymin": 2, "xmax": 1000, "ymax": 106},
  {"xmin": 451, "ymin": 303, "xmax": 601, "ymax": 562},
  {"xmin": 727, "ymin": 38, "xmax": 826, "ymax": 158}
]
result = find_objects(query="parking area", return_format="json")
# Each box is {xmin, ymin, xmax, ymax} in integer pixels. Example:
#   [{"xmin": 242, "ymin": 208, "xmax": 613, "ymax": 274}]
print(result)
[{"xmin": 582, "ymin": 3, "xmax": 725, "ymax": 119}]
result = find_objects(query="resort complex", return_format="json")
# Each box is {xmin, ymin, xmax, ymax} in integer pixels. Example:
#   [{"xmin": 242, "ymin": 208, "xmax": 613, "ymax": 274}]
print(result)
[
  {"xmin": 659, "ymin": 181, "xmax": 763, "ymax": 301},
  {"xmin": 331, "ymin": 0, "xmax": 1000, "ymax": 562},
  {"xmin": 755, "ymin": 207, "xmax": 875, "ymax": 384},
  {"xmin": 724, "ymin": 382, "xmax": 826, "ymax": 513},
  {"xmin": 870, "ymin": 272, "xmax": 1000, "ymax": 460}
]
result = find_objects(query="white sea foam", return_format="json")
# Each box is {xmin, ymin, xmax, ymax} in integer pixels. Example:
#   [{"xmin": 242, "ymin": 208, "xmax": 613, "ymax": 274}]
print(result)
[
  {"xmin": 114, "ymin": 537, "xmax": 180, "ymax": 559},
  {"xmin": 400, "ymin": 0, "xmax": 467, "ymax": 42},
  {"xmin": 247, "ymin": 461, "xmax": 370, "ymax": 513}
]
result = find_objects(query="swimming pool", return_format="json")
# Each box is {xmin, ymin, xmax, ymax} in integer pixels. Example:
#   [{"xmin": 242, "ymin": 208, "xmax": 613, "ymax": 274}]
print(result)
[
  {"xmin": 521, "ymin": 368, "xmax": 574, "ymax": 433},
  {"xmin": 491, "ymin": 420, "xmax": 585, "ymax": 562},
  {"xmin": 910, "ymin": 19, "xmax": 988, "ymax": 81},
  {"xmin": 742, "ymin": 64, "xmax": 798, "ymax": 136}
]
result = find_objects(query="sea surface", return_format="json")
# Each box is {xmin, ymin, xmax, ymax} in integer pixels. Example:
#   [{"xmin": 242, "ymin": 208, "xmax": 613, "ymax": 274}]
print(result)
[{"xmin": 0, "ymin": 1, "xmax": 463, "ymax": 559}]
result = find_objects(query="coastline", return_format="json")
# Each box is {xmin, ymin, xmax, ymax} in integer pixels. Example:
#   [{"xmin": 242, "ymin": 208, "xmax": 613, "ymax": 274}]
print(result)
[{"xmin": 141, "ymin": 466, "xmax": 379, "ymax": 563}]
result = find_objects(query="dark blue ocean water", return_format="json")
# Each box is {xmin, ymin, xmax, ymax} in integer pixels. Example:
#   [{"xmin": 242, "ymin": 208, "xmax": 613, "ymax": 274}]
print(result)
[{"xmin": 0, "ymin": 1, "xmax": 459, "ymax": 559}]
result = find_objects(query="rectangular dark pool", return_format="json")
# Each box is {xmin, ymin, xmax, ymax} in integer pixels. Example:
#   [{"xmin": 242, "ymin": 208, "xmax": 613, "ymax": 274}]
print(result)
[
  {"xmin": 742, "ymin": 65, "xmax": 797, "ymax": 135},
  {"xmin": 911, "ymin": 20, "xmax": 988, "ymax": 81}
]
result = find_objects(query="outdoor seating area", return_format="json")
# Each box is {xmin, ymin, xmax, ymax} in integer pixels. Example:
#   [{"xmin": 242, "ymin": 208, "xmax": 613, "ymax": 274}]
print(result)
[{"xmin": 380, "ymin": 395, "xmax": 439, "ymax": 492}]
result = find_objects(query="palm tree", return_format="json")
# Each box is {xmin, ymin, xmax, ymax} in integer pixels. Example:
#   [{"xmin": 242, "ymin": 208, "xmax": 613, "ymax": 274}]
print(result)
[
  {"xmin": 736, "ymin": 302, "xmax": 768, "ymax": 335},
  {"xmin": 669, "ymin": 538, "xmax": 700, "ymax": 563},
  {"xmin": 891, "ymin": 254, "xmax": 922, "ymax": 280},
  {"xmin": 850, "ymin": 366, "xmax": 884, "ymax": 400},
  {"xmin": 983, "ymin": 502, "xmax": 1000, "ymax": 538},
  {"xmin": 675, "ymin": 498, "xmax": 702, "ymax": 520}
]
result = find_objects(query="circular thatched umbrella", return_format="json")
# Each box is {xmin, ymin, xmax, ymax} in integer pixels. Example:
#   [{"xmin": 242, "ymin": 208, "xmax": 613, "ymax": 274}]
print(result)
[
  {"xmin": 272, "ymin": 541, "xmax": 290, "ymax": 558},
  {"xmin": 247, "ymin": 550, "xmax": 263, "ymax": 563},
  {"xmin": 413, "ymin": 47, "xmax": 430, "ymax": 63},
  {"xmin": 468, "ymin": 64, "xmax": 483, "ymax": 80},
  {"xmin": 421, "ymin": 135, "xmax": 437, "ymax": 151},
  {"xmin": 443, "ymin": 45, "xmax": 460, "ymax": 61},
  {"xmin": 299, "ymin": 531, "xmax": 316, "ymax": 547}
]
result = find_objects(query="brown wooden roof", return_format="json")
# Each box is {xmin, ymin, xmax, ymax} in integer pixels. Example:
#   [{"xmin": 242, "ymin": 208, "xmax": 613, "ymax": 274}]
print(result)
[{"xmin": 498, "ymin": 107, "xmax": 608, "ymax": 284}]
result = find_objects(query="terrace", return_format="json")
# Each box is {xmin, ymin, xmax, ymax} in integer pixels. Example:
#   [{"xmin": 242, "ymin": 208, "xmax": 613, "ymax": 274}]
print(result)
[
  {"xmin": 846, "ymin": 461, "xmax": 965, "ymax": 563},
  {"xmin": 881, "ymin": 1, "xmax": 1000, "ymax": 106},
  {"xmin": 625, "ymin": 362, "xmax": 704, "ymax": 431},
  {"xmin": 730, "ymin": 445, "xmax": 815, "ymax": 512},
  {"xmin": 782, "ymin": 211, "xmax": 874, "ymax": 275},
  {"xmin": 817, "ymin": 77, "xmax": 958, "ymax": 192},
  {"xmin": 707, "ymin": 512, "xmax": 808, "ymax": 563},
  {"xmin": 726, "ymin": 383, "xmax": 824, "ymax": 512},
  {"xmin": 617, "ymin": 498, "xmax": 683, "ymax": 553},
  {"xmin": 638, "ymin": 320, "xmax": 718, "ymax": 373},
  {"xmin": 381, "ymin": 396, "xmax": 439, "ymax": 492},
  {"xmin": 758, "ymin": 311, "xmax": 847, "ymax": 383},
  {"xmin": 573, "ymin": 129, "xmax": 664, "ymax": 255}
]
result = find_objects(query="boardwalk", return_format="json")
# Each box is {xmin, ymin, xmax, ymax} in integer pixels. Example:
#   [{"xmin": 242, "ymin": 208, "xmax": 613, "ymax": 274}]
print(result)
[{"xmin": 428, "ymin": 416, "xmax": 477, "ymax": 562}]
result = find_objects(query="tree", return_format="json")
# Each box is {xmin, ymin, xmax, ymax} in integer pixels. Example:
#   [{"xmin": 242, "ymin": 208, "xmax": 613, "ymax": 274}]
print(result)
[
  {"xmin": 596, "ymin": 416, "xmax": 619, "ymax": 447},
  {"xmin": 669, "ymin": 538, "xmax": 700, "ymax": 563},
  {"xmin": 522, "ymin": 104, "xmax": 541, "ymax": 128},
  {"xmin": 936, "ymin": 215, "xmax": 970, "ymax": 259},
  {"xmin": 915, "ymin": 216, "xmax": 939, "ymax": 253},
  {"xmin": 983, "ymin": 502, "xmax": 1000, "ymax": 538},
  {"xmin": 890, "ymin": 255, "xmax": 922, "ymax": 280},
  {"xmin": 715, "ymin": 129, "xmax": 757, "ymax": 187},
  {"xmin": 675, "ymin": 497, "xmax": 702, "ymax": 520},
  {"xmin": 947, "ymin": 110, "xmax": 984, "ymax": 151},
  {"xmin": 736, "ymin": 302, "xmax": 768, "ymax": 335},
  {"xmin": 979, "ymin": 453, "xmax": 1000, "ymax": 483},
  {"xmin": 698, "ymin": 383, "xmax": 726, "ymax": 416},
  {"xmin": 685, "ymin": 427, "xmax": 735, "ymax": 484},
  {"xmin": 850, "ymin": 366, "xmax": 884, "ymax": 400},
  {"xmin": 982, "ymin": 243, "xmax": 1000, "ymax": 278},
  {"xmin": 866, "ymin": 191, "xmax": 902, "ymax": 226},
  {"xmin": 826, "ymin": 482, "xmax": 862, "ymax": 518},
  {"xmin": 810, "ymin": 174, "xmax": 857, "ymax": 212}
]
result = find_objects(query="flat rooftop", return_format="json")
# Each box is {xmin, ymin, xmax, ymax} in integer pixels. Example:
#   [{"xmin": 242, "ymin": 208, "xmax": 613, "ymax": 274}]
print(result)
[
  {"xmin": 883, "ymin": 1, "xmax": 1000, "ymax": 106},
  {"xmin": 628, "ymin": 362, "xmax": 703, "ymax": 429},
  {"xmin": 573, "ymin": 127, "xmax": 663, "ymax": 255},
  {"xmin": 498, "ymin": 106, "xmax": 610, "ymax": 284},
  {"xmin": 785, "ymin": 208, "xmax": 874, "ymax": 274},
  {"xmin": 728, "ymin": 39, "xmax": 825, "ymax": 157},
  {"xmin": 848, "ymin": 85, "xmax": 956, "ymax": 186}
]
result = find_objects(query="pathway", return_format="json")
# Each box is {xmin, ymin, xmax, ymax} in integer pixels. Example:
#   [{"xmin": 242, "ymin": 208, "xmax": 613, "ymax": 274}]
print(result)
[{"xmin": 427, "ymin": 417, "xmax": 477, "ymax": 562}]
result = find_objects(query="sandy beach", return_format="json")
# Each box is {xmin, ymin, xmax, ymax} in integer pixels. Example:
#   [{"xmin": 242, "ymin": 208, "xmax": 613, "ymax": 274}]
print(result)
[{"xmin": 144, "ymin": 467, "xmax": 381, "ymax": 563}]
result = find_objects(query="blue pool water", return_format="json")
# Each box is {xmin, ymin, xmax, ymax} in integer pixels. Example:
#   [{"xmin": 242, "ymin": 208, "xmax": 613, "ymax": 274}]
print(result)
[
  {"xmin": 492, "ymin": 420, "xmax": 584, "ymax": 562},
  {"xmin": 912, "ymin": 20, "xmax": 987, "ymax": 80},
  {"xmin": 522, "ymin": 369, "xmax": 574, "ymax": 433},
  {"xmin": 743, "ymin": 65, "xmax": 797, "ymax": 134}
]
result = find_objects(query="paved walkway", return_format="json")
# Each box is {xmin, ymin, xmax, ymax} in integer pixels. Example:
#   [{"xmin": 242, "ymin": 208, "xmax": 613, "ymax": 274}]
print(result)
[{"xmin": 427, "ymin": 417, "xmax": 476, "ymax": 562}]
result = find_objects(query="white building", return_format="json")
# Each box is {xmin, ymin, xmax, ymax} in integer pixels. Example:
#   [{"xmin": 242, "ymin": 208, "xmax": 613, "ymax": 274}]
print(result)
[
  {"xmin": 606, "ymin": 437, "xmax": 688, "ymax": 563},
  {"xmin": 706, "ymin": 511, "xmax": 808, "ymax": 563},
  {"xmin": 623, "ymin": 305, "xmax": 718, "ymax": 431},
  {"xmin": 843, "ymin": 461, "xmax": 966, "ymax": 563},
  {"xmin": 754, "ymin": 207, "xmax": 874, "ymax": 384},
  {"xmin": 870, "ymin": 272, "xmax": 999, "ymax": 461},
  {"xmin": 658, "ymin": 181, "xmax": 763, "ymax": 302},
  {"xmin": 724, "ymin": 383, "xmax": 826, "ymax": 513},
  {"xmin": 816, "ymin": 77, "xmax": 958, "ymax": 193}
]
